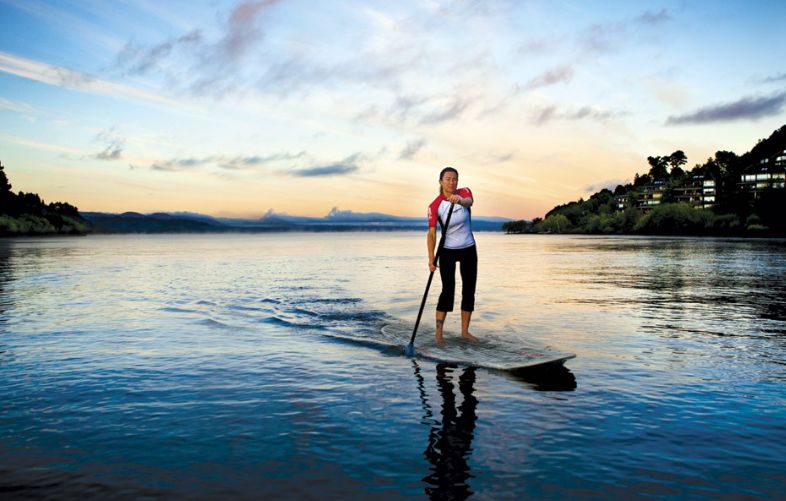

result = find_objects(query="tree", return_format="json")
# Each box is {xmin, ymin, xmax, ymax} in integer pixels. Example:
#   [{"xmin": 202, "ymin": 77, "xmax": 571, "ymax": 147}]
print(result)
[
  {"xmin": 0, "ymin": 161, "xmax": 11, "ymax": 194},
  {"xmin": 542, "ymin": 214, "xmax": 570, "ymax": 233},
  {"xmin": 667, "ymin": 150, "xmax": 687, "ymax": 172},
  {"xmin": 634, "ymin": 173, "xmax": 652, "ymax": 187},
  {"xmin": 647, "ymin": 155, "xmax": 669, "ymax": 180}
]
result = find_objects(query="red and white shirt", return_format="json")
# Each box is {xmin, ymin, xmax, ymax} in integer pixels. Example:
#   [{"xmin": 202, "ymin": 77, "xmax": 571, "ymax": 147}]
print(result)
[{"xmin": 427, "ymin": 187, "xmax": 476, "ymax": 250}]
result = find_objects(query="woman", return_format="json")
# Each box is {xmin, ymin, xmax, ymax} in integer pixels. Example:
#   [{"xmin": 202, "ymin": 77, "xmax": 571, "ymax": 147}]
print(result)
[{"xmin": 427, "ymin": 167, "xmax": 478, "ymax": 346}]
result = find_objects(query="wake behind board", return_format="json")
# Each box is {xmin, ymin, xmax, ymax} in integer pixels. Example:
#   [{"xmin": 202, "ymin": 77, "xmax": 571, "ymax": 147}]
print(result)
[{"xmin": 381, "ymin": 323, "xmax": 575, "ymax": 371}]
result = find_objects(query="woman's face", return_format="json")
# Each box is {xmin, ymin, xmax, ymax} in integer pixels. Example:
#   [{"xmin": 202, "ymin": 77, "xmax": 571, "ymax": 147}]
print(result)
[{"xmin": 440, "ymin": 171, "xmax": 458, "ymax": 195}]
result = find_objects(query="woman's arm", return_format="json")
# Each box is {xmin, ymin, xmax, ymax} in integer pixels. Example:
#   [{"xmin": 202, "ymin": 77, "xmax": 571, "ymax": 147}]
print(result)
[
  {"xmin": 427, "ymin": 227, "xmax": 437, "ymax": 272},
  {"xmin": 447, "ymin": 194, "xmax": 473, "ymax": 208}
]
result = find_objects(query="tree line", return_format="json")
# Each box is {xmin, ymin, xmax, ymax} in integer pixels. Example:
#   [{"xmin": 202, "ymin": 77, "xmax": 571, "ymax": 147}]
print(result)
[
  {"xmin": 0, "ymin": 161, "xmax": 88, "ymax": 235},
  {"xmin": 504, "ymin": 125, "xmax": 786, "ymax": 236}
]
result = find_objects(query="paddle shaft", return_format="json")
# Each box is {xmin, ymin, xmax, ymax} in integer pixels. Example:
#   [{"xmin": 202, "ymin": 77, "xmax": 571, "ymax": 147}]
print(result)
[{"xmin": 408, "ymin": 202, "xmax": 456, "ymax": 348}]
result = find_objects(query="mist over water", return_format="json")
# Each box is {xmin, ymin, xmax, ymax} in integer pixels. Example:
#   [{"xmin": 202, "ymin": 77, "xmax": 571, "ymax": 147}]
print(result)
[{"xmin": 1, "ymin": 233, "xmax": 785, "ymax": 499}]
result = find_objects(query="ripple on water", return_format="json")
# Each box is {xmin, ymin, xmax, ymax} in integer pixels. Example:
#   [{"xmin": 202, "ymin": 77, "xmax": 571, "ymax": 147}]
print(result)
[{"xmin": 1, "ymin": 234, "xmax": 785, "ymax": 499}]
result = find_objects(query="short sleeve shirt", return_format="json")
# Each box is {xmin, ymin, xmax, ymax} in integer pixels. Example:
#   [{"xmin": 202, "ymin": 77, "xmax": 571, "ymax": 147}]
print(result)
[{"xmin": 427, "ymin": 187, "xmax": 476, "ymax": 250}]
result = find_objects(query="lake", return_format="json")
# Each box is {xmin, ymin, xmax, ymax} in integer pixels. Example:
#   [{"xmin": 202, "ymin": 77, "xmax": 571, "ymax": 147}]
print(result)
[{"xmin": 1, "ymin": 233, "xmax": 785, "ymax": 499}]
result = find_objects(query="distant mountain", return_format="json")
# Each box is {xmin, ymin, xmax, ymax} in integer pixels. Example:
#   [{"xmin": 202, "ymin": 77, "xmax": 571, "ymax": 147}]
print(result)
[
  {"xmin": 81, "ymin": 208, "xmax": 510, "ymax": 233},
  {"xmin": 82, "ymin": 212, "xmax": 227, "ymax": 233}
]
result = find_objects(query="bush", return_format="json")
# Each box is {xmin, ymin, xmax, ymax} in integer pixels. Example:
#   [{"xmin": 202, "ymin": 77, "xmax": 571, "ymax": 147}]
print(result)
[{"xmin": 634, "ymin": 203, "xmax": 712, "ymax": 235}]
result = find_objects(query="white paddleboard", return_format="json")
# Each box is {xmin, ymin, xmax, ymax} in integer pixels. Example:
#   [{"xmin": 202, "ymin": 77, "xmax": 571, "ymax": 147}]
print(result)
[{"xmin": 381, "ymin": 323, "xmax": 575, "ymax": 371}]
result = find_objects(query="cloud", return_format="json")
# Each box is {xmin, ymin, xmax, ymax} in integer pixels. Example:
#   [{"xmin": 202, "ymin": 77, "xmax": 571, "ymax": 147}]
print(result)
[
  {"xmin": 219, "ymin": 151, "xmax": 306, "ymax": 169},
  {"xmin": 518, "ymin": 37, "xmax": 560, "ymax": 55},
  {"xmin": 636, "ymin": 9, "xmax": 672, "ymax": 26},
  {"xmin": 150, "ymin": 157, "xmax": 212, "ymax": 172},
  {"xmin": 524, "ymin": 65, "xmax": 574, "ymax": 90},
  {"xmin": 419, "ymin": 96, "xmax": 472, "ymax": 124},
  {"xmin": 291, "ymin": 164, "xmax": 358, "ymax": 177},
  {"xmin": 356, "ymin": 92, "xmax": 474, "ymax": 126},
  {"xmin": 0, "ymin": 97, "xmax": 36, "ymax": 116},
  {"xmin": 111, "ymin": 1, "xmax": 283, "ymax": 95},
  {"xmin": 666, "ymin": 92, "xmax": 786, "ymax": 124},
  {"xmin": 147, "ymin": 151, "xmax": 306, "ymax": 171},
  {"xmin": 577, "ymin": 9, "xmax": 673, "ymax": 55},
  {"xmin": 762, "ymin": 72, "xmax": 786, "ymax": 84},
  {"xmin": 578, "ymin": 23, "xmax": 621, "ymax": 54},
  {"xmin": 92, "ymin": 128, "xmax": 125, "ymax": 160},
  {"xmin": 0, "ymin": 51, "xmax": 178, "ymax": 108},
  {"xmin": 116, "ymin": 31, "xmax": 202, "ymax": 76},
  {"xmin": 96, "ymin": 144, "xmax": 123, "ymax": 160},
  {"xmin": 399, "ymin": 138, "xmax": 427, "ymax": 160},
  {"xmin": 219, "ymin": 0, "xmax": 282, "ymax": 61},
  {"xmin": 290, "ymin": 153, "xmax": 362, "ymax": 177},
  {"xmin": 533, "ymin": 105, "xmax": 621, "ymax": 125}
]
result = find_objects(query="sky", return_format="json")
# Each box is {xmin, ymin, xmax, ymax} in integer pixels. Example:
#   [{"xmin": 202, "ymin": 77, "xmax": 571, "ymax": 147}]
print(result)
[{"xmin": 1, "ymin": 0, "xmax": 785, "ymax": 220}]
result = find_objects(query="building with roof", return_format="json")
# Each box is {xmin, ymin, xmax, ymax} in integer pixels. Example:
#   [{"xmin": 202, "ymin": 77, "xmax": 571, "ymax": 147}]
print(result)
[
  {"xmin": 674, "ymin": 171, "xmax": 717, "ymax": 209},
  {"xmin": 739, "ymin": 149, "xmax": 786, "ymax": 200},
  {"xmin": 636, "ymin": 180, "xmax": 666, "ymax": 211}
]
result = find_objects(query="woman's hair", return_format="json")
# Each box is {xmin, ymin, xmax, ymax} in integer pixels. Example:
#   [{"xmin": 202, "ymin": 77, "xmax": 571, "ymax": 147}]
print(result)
[
  {"xmin": 439, "ymin": 166, "xmax": 458, "ymax": 181},
  {"xmin": 439, "ymin": 166, "xmax": 459, "ymax": 194}
]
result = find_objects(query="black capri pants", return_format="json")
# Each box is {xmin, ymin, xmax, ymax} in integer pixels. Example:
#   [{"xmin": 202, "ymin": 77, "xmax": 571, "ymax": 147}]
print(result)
[{"xmin": 437, "ymin": 244, "xmax": 477, "ymax": 312}]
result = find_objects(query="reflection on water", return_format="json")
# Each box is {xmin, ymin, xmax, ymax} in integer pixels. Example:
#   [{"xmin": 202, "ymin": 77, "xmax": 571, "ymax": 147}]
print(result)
[
  {"xmin": 1, "ymin": 234, "xmax": 786, "ymax": 498},
  {"xmin": 509, "ymin": 364, "xmax": 577, "ymax": 391},
  {"xmin": 0, "ymin": 241, "xmax": 11, "ymax": 324},
  {"xmin": 414, "ymin": 361, "xmax": 477, "ymax": 500}
]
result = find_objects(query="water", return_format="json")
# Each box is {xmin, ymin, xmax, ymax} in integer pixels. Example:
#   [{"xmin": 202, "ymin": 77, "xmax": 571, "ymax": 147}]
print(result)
[{"xmin": 1, "ymin": 233, "xmax": 785, "ymax": 499}]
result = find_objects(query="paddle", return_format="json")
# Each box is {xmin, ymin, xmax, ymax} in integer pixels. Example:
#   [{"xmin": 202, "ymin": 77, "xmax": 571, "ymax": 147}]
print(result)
[{"xmin": 405, "ymin": 202, "xmax": 455, "ymax": 357}]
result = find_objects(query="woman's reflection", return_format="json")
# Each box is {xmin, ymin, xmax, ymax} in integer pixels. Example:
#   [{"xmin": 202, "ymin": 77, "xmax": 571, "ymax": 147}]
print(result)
[{"xmin": 413, "ymin": 361, "xmax": 478, "ymax": 500}]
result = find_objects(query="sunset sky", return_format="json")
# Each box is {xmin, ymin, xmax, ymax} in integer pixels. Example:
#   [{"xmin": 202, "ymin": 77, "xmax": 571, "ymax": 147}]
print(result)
[{"xmin": 1, "ymin": 0, "xmax": 785, "ymax": 219}]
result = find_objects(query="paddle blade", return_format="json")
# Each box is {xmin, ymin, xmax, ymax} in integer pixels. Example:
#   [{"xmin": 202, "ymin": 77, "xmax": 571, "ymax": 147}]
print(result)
[{"xmin": 404, "ymin": 342, "xmax": 415, "ymax": 357}]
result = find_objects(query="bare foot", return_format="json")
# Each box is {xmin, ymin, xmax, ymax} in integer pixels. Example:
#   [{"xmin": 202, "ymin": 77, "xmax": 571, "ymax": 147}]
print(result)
[
  {"xmin": 435, "ymin": 333, "xmax": 446, "ymax": 346},
  {"xmin": 461, "ymin": 332, "xmax": 479, "ymax": 342}
]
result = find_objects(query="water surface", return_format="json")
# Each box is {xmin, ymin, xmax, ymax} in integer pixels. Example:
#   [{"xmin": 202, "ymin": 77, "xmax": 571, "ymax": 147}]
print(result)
[{"xmin": 1, "ymin": 233, "xmax": 785, "ymax": 499}]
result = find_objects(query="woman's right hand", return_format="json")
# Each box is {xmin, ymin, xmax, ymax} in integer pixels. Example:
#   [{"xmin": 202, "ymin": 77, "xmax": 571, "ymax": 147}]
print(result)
[{"xmin": 429, "ymin": 259, "xmax": 437, "ymax": 273}]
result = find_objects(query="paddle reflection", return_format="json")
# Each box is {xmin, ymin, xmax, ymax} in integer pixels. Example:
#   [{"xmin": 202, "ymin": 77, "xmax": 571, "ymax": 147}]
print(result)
[{"xmin": 413, "ymin": 361, "xmax": 477, "ymax": 500}]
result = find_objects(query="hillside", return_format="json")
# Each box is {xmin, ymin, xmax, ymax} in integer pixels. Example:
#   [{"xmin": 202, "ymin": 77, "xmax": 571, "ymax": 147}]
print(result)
[
  {"xmin": 504, "ymin": 125, "xmax": 786, "ymax": 236},
  {"xmin": 0, "ymin": 161, "xmax": 89, "ymax": 236}
]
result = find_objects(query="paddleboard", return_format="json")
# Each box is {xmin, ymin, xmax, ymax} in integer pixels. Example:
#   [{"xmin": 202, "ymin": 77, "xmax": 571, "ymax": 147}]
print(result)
[{"xmin": 381, "ymin": 323, "xmax": 575, "ymax": 371}]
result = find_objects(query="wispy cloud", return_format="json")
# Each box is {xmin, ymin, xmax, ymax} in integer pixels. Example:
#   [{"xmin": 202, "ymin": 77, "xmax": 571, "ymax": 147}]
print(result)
[
  {"xmin": 420, "ymin": 96, "xmax": 472, "ymax": 124},
  {"xmin": 150, "ymin": 157, "xmax": 212, "ymax": 172},
  {"xmin": 217, "ymin": 0, "xmax": 282, "ymax": 61},
  {"xmin": 524, "ymin": 64, "xmax": 574, "ymax": 90},
  {"xmin": 147, "ymin": 150, "xmax": 306, "ymax": 171},
  {"xmin": 219, "ymin": 151, "xmax": 306, "ymax": 169},
  {"xmin": 292, "ymin": 164, "xmax": 358, "ymax": 177},
  {"xmin": 116, "ymin": 31, "xmax": 202, "ymax": 76},
  {"xmin": 533, "ymin": 105, "xmax": 621, "ymax": 125},
  {"xmin": 0, "ymin": 51, "xmax": 179, "ymax": 108},
  {"xmin": 357, "ymin": 92, "xmax": 474, "ymax": 126},
  {"xmin": 290, "ymin": 153, "xmax": 362, "ymax": 177},
  {"xmin": 96, "ymin": 144, "xmax": 123, "ymax": 160},
  {"xmin": 518, "ymin": 37, "xmax": 562, "ymax": 55},
  {"xmin": 578, "ymin": 9, "xmax": 673, "ymax": 55},
  {"xmin": 666, "ymin": 92, "xmax": 786, "ymax": 124},
  {"xmin": 111, "ymin": 0, "xmax": 283, "ymax": 95},
  {"xmin": 92, "ymin": 128, "xmax": 125, "ymax": 160},
  {"xmin": 761, "ymin": 72, "xmax": 786, "ymax": 84},
  {"xmin": 399, "ymin": 138, "xmax": 427, "ymax": 160},
  {"xmin": 0, "ymin": 96, "xmax": 36, "ymax": 116},
  {"xmin": 636, "ymin": 9, "xmax": 672, "ymax": 26}
]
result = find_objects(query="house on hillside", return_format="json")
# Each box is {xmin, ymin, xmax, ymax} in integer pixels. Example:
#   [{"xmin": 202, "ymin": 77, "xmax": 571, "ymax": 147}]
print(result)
[
  {"xmin": 636, "ymin": 180, "xmax": 666, "ymax": 211},
  {"xmin": 739, "ymin": 149, "xmax": 786, "ymax": 200},
  {"xmin": 674, "ymin": 170, "xmax": 717, "ymax": 209}
]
